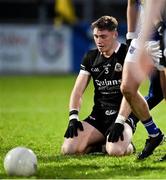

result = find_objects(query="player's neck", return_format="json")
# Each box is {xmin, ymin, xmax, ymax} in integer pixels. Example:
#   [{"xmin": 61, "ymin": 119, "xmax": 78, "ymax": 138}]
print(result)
[{"xmin": 102, "ymin": 41, "xmax": 119, "ymax": 58}]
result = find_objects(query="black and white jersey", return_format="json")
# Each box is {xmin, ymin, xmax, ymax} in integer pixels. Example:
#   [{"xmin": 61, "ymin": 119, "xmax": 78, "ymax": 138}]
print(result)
[{"xmin": 80, "ymin": 43, "xmax": 127, "ymax": 110}]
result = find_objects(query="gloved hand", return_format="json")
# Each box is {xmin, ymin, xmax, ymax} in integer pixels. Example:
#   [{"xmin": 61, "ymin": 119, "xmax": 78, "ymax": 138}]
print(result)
[
  {"xmin": 145, "ymin": 40, "xmax": 165, "ymax": 70},
  {"xmin": 64, "ymin": 119, "xmax": 83, "ymax": 138},
  {"xmin": 146, "ymin": 40, "xmax": 162, "ymax": 59},
  {"xmin": 106, "ymin": 123, "xmax": 124, "ymax": 143},
  {"xmin": 164, "ymin": 49, "xmax": 166, "ymax": 57}
]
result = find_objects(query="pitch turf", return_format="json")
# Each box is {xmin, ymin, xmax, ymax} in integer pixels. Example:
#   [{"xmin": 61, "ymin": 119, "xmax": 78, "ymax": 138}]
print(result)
[{"xmin": 0, "ymin": 75, "xmax": 166, "ymax": 179}]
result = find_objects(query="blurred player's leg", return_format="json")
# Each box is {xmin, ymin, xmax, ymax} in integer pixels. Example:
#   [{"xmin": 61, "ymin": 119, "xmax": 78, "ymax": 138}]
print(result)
[
  {"xmin": 145, "ymin": 70, "xmax": 163, "ymax": 109},
  {"xmin": 121, "ymin": 60, "xmax": 164, "ymax": 160},
  {"xmin": 121, "ymin": 62, "xmax": 150, "ymax": 119}
]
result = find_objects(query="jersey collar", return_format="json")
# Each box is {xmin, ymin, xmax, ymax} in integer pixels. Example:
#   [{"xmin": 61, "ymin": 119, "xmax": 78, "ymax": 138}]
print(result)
[{"xmin": 114, "ymin": 42, "xmax": 121, "ymax": 53}]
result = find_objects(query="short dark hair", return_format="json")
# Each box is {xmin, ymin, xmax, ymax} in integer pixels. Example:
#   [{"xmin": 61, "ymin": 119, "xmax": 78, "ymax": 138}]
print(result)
[{"xmin": 91, "ymin": 15, "xmax": 118, "ymax": 31}]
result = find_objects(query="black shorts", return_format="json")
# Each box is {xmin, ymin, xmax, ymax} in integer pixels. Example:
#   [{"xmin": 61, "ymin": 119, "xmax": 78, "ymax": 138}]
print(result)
[{"xmin": 83, "ymin": 107, "xmax": 137, "ymax": 137}]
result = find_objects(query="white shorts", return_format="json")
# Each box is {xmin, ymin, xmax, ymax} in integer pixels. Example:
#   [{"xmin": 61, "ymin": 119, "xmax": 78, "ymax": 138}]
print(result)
[
  {"xmin": 125, "ymin": 37, "xmax": 166, "ymax": 71},
  {"xmin": 125, "ymin": 39, "xmax": 140, "ymax": 63}
]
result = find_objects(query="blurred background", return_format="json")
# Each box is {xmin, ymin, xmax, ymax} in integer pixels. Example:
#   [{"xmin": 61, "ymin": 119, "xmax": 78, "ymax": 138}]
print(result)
[{"xmin": 0, "ymin": 0, "xmax": 127, "ymax": 74}]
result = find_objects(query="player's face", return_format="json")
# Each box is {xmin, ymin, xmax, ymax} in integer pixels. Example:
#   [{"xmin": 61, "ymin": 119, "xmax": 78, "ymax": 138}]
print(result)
[{"xmin": 93, "ymin": 28, "xmax": 117, "ymax": 54}]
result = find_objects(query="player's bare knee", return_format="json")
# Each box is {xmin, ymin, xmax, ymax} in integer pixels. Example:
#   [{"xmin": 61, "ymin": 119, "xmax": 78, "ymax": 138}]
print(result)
[
  {"xmin": 120, "ymin": 84, "xmax": 135, "ymax": 100},
  {"xmin": 121, "ymin": 83, "xmax": 130, "ymax": 95},
  {"xmin": 61, "ymin": 144, "xmax": 72, "ymax": 155},
  {"xmin": 61, "ymin": 141, "xmax": 87, "ymax": 155},
  {"xmin": 76, "ymin": 146, "xmax": 87, "ymax": 154},
  {"xmin": 61, "ymin": 142, "xmax": 77, "ymax": 155},
  {"xmin": 106, "ymin": 145, "xmax": 125, "ymax": 156},
  {"xmin": 125, "ymin": 143, "xmax": 134, "ymax": 155}
]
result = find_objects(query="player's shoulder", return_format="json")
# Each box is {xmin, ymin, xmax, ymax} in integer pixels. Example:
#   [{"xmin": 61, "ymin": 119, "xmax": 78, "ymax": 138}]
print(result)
[
  {"xmin": 120, "ymin": 43, "xmax": 127, "ymax": 50},
  {"xmin": 82, "ymin": 48, "xmax": 99, "ymax": 63},
  {"xmin": 115, "ymin": 43, "xmax": 127, "ymax": 62},
  {"xmin": 117, "ymin": 43, "xmax": 127, "ymax": 54},
  {"xmin": 81, "ymin": 48, "xmax": 99, "ymax": 66}
]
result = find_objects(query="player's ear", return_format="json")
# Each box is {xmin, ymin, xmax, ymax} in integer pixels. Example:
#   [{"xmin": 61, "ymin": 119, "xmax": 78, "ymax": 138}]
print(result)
[{"xmin": 114, "ymin": 31, "xmax": 118, "ymax": 39}]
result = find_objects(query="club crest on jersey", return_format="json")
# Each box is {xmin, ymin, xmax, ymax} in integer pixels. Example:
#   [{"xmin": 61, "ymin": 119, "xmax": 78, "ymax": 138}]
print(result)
[
  {"xmin": 129, "ymin": 45, "xmax": 136, "ymax": 54},
  {"xmin": 114, "ymin": 63, "xmax": 122, "ymax": 72}
]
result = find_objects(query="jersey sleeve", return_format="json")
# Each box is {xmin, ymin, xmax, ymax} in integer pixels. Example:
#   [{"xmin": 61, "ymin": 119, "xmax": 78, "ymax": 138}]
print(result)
[
  {"xmin": 80, "ymin": 49, "xmax": 98, "ymax": 75},
  {"xmin": 80, "ymin": 53, "xmax": 91, "ymax": 74}
]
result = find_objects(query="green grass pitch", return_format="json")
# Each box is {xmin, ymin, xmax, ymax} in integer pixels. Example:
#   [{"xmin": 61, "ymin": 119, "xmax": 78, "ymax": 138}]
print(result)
[{"xmin": 0, "ymin": 75, "xmax": 166, "ymax": 179}]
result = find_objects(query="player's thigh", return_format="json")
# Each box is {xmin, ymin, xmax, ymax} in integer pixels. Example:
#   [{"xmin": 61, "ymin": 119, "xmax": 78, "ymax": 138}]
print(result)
[
  {"xmin": 77, "ymin": 121, "xmax": 105, "ymax": 145},
  {"xmin": 80, "ymin": 121, "xmax": 105, "ymax": 145},
  {"xmin": 123, "ymin": 39, "xmax": 151, "ymax": 85},
  {"xmin": 106, "ymin": 123, "xmax": 133, "ymax": 155},
  {"xmin": 62, "ymin": 121, "xmax": 105, "ymax": 151},
  {"xmin": 121, "ymin": 62, "xmax": 140, "ymax": 92}
]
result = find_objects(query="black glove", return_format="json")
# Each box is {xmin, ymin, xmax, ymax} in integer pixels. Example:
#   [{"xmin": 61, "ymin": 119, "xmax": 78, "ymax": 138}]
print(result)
[
  {"xmin": 106, "ymin": 123, "xmax": 124, "ymax": 143},
  {"xmin": 64, "ymin": 119, "xmax": 84, "ymax": 138}
]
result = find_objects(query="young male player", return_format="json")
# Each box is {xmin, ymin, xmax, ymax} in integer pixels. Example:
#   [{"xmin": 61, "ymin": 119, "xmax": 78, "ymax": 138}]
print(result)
[{"xmin": 61, "ymin": 16, "xmax": 138, "ymax": 156}]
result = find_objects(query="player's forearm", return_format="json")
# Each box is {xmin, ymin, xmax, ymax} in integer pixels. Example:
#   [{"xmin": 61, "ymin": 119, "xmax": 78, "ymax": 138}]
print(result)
[
  {"xmin": 69, "ymin": 73, "xmax": 90, "ymax": 111},
  {"xmin": 69, "ymin": 90, "xmax": 82, "ymax": 111}
]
